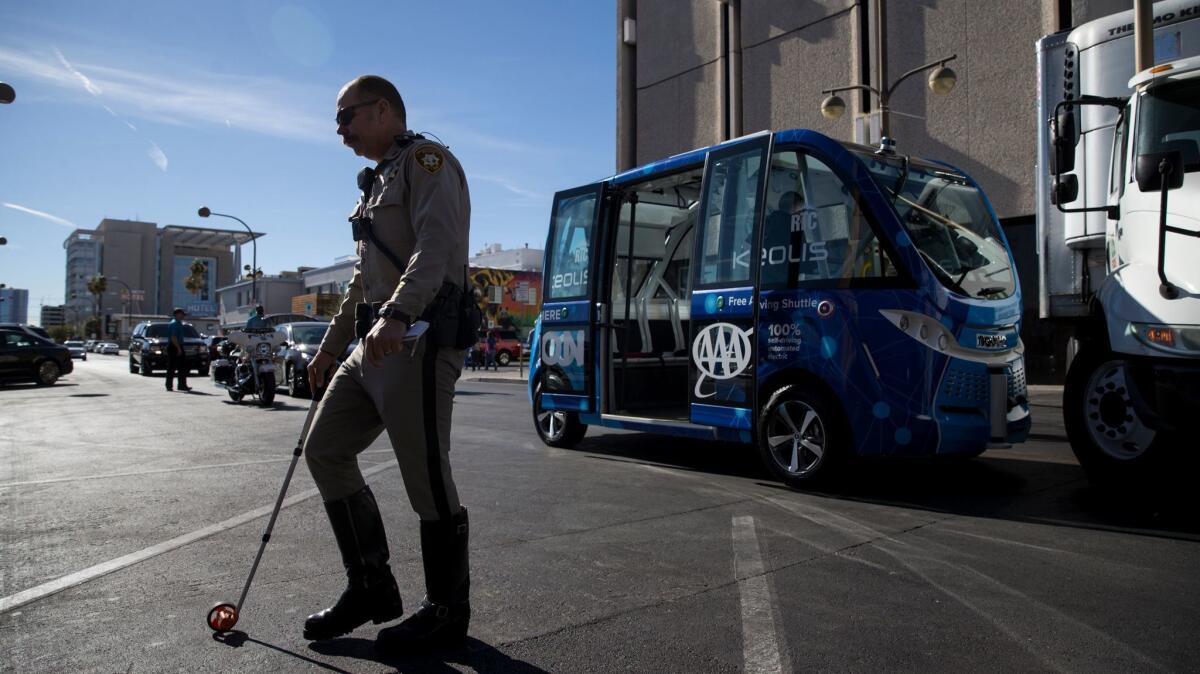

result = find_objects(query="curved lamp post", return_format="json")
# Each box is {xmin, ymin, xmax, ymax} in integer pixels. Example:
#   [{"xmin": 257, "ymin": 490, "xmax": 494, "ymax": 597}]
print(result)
[
  {"xmin": 820, "ymin": 55, "xmax": 957, "ymax": 141},
  {"xmin": 198, "ymin": 207, "xmax": 257, "ymax": 304},
  {"xmin": 107, "ymin": 276, "xmax": 133, "ymax": 340}
]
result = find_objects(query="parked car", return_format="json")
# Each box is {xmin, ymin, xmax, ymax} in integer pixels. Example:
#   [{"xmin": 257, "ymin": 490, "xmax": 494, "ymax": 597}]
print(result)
[
  {"xmin": 128, "ymin": 321, "xmax": 208, "ymax": 376},
  {"xmin": 471, "ymin": 329, "xmax": 522, "ymax": 367},
  {"xmin": 0, "ymin": 328, "xmax": 73, "ymax": 386},
  {"xmin": 204, "ymin": 335, "xmax": 228, "ymax": 362},
  {"xmin": 0, "ymin": 323, "xmax": 53, "ymax": 342},
  {"xmin": 271, "ymin": 321, "xmax": 352, "ymax": 398},
  {"xmin": 97, "ymin": 342, "xmax": 120, "ymax": 355},
  {"xmin": 64, "ymin": 340, "xmax": 87, "ymax": 360},
  {"xmin": 83, "ymin": 339, "xmax": 97, "ymax": 352}
]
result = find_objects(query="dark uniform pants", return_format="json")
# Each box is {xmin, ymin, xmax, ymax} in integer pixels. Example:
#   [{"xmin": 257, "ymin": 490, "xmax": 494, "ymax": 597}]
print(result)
[
  {"xmin": 304, "ymin": 340, "xmax": 464, "ymax": 521},
  {"xmin": 166, "ymin": 345, "xmax": 188, "ymax": 389}
]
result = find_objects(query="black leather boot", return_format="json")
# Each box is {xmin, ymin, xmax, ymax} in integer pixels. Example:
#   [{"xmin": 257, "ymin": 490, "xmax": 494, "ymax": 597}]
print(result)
[
  {"xmin": 304, "ymin": 486, "xmax": 404, "ymax": 641},
  {"xmin": 375, "ymin": 507, "xmax": 470, "ymax": 655}
]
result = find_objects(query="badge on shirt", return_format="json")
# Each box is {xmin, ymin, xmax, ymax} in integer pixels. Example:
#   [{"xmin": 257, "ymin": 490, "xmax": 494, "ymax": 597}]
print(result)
[{"xmin": 415, "ymin": 147, "xmax": 444, "ymax": 175}]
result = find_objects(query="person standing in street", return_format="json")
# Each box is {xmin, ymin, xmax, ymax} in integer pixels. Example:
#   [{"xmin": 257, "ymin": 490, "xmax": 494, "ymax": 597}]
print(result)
[
  {"xmin": 302, "ymin": 75, "xmax": 473, "ymax": 656},
  {"xmin": 485, "ymin": 330, "xmax": 498, "ymax": 371},
  {"xmin": 165, "ymin": 308, "xmax": 191, "ymax": 392}
]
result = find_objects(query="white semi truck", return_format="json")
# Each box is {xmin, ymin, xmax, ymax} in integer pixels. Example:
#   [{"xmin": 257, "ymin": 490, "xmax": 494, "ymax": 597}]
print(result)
[{"xmin": 1036, "ymin": 0, "xmax": 1200, "ymax": 486}]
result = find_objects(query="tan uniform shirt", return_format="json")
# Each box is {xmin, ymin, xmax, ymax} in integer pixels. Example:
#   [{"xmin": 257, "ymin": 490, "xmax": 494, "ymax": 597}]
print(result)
[{"xmin": 320, "ymin": 135, "xmax": 471, "ymax": 357}]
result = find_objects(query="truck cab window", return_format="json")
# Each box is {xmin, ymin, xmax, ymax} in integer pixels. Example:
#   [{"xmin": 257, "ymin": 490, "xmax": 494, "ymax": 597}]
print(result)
[{"xmin": 1110, "ymin": 105, "xmax": 1129, "ymax": 197}]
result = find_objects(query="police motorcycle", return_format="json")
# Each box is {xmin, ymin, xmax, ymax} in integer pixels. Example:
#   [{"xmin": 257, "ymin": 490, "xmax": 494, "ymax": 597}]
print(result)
[{"xmin": 210, "ymin": 328, "xmax": 284, "ymax": 406}]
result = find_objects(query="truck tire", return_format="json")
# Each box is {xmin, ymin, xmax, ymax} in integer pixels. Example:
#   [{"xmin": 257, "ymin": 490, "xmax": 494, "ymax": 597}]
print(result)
[
  {"xmin": 1063, "ymin": 347, "xmax": 1175, "ymax": 487},
  {"xmin": 532, "ymin": 381, "xmax": 586, "ymax": 448},
  {"xmin": 757, "ymin": 385, "xmax": 847, "ymax": 488}
]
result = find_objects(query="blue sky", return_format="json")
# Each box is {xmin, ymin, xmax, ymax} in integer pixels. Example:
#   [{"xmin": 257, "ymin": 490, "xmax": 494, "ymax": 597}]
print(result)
[{"xmin": 0, "ymin": 1, "xmax": 615, "ymax": 322}]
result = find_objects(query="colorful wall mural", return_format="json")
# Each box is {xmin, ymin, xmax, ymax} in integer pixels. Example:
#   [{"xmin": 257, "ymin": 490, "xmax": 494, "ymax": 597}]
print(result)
[{"xmin": 468, "ymin": 266, "xmax": 542, "ymax": 336}]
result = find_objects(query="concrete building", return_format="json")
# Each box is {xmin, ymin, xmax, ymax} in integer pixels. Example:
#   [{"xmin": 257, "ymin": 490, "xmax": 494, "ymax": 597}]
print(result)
[
  {"xmin": 63, "ymin": 229, "xmax": 100, "ymax": 323},
  {"xmin": 215, "ymin": 270, "xmax": 306, "ymax": 328},
  {"xmin": 469, "ymin": 243, "xmax": 544, "ymax": 271},
  {"xmin": 291, "ymin": 255, "xmax": 357, "ymax": 319},
  {"xmin": 0, "ymin": 287, "xmax": 29, "ymax": 323},
  {"xmin": 615, "ymin": 0, "xmax": 1134, "ymax": 380},
  {"xmin": 40, "ymin": 304, "xmax": 65, "ymax": 328},
  {"xmin": 62, "ymin": 219, "xmax": 261, "ymax": 340}
]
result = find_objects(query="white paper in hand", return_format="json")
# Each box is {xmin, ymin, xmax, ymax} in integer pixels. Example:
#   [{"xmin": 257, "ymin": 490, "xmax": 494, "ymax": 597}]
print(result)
[{"xmin": 403, "ymin": 320, "xmax": 430, "ymax": 345}]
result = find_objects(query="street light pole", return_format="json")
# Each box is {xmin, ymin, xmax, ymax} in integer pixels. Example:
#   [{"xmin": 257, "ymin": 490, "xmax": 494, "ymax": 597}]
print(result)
[
  {"xmin": 198, "ymin": 207, "xmax": 258, "ymax": 304},
  {"xmin": 820, "ymin": 54, "xmax": 958, "ymax": 143},
  {"xmin": 108, "ymin": 277, "xmax": 133, "ymax": 342}
]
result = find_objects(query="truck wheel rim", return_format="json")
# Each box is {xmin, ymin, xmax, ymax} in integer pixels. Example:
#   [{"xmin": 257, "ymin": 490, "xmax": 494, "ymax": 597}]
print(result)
[
  {"xmin": 1084, "ymin": 360, "xmax": 1154, "ymax": 460},
  {"xmin": 536, "ymin": 398, "xmax": 566, "ymax": 441},
  {"xmin": 766, "ymin": 400, "xmax": 825, "ymax": 476},
  {"xmin": 39, "ymin": 362, "xmax": 59, "ymax": 384}
]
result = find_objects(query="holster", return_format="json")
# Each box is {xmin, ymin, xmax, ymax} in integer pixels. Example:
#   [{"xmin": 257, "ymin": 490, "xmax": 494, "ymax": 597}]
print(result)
[
  {"xmin": 355, "ymin": 282, "xmax": 477, "ymax": 350},
  {"xmin": 355, "ymin": 302, "xmax": 382, "ymax": 340}
]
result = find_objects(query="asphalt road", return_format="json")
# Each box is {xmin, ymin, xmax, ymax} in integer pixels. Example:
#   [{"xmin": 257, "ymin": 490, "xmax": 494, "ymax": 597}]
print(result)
[{"xmin": 1, "ymin": 355, "xmax": 1197, "ymax": 673}]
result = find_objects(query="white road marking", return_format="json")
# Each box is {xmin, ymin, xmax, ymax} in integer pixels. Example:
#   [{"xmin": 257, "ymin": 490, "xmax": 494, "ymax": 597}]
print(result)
[
  {"xmin": 0, "ymin": 448, "xmax": 397, "ymax": 488},
  {"xmin": 0, "ymin": 461, "xmax": 397, "ymax": 615},
  {"xmin": 732, "ymin": 515, "xmax": 785, "ymax": 674}
]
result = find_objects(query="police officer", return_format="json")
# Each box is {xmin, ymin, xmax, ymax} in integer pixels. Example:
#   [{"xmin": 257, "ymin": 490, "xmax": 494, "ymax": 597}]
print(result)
[
  {"xmin": 245, "ymin": 305, "xmax": 268, "ymax": 329},
  {"xmin": 302, "ymin": 75, "xmax": 471, "ymax": 654}
]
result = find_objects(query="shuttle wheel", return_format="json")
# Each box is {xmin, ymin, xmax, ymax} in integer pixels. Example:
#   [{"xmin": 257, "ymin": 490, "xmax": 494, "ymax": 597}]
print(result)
[
  {"xmin": 758, "ymin": 385, "xmax": 845, "ymax": 488},
  {"xmin": 532, "ymin": 382, "xmax": 587, "ymax": 448}
]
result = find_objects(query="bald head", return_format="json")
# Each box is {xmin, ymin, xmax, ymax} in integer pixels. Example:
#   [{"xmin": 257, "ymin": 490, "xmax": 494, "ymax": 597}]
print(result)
[
  {"xmin": 336, "ymin": 75, "xmax": 408, "ymax": 161},
  {"xmin": 340, "ymin": 75, "xmax": 406, "ymax": 126}
]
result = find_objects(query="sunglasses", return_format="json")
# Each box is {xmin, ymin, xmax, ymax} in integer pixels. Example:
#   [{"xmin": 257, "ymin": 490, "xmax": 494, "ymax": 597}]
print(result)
[{"xmin": 336, "ymin": 99, "xmax": 380, "ymax": 127}]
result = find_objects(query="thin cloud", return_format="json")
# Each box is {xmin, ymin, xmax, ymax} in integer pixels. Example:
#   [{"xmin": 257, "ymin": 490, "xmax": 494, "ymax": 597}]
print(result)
[
  {"xmin": 474, "ymin": 175, "xmax": 546, "ymax": 201},
  {"xmin": 3, "ymin": 202, "xmax": 77, "ymax": 229},
  {"xmin": 148, "ymin": 143, "xmax": 169, "ymax": 171},
  {"xmin": 53, "ymin": 46, "xmax": 101, "ymax": 95},
  {"xmin": 0, "ymin": 45, "xmax": 330, "ymax": 143}
]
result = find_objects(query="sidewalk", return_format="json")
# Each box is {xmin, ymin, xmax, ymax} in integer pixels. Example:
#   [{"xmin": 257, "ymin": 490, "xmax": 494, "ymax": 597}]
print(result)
[{"xmin": 458, "ymin": 362, "xmax": 527, "ymax": 385}]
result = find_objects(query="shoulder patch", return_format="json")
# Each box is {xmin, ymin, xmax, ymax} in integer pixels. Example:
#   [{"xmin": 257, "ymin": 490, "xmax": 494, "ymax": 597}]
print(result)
[{"xmin": 414, "ymin": 146, "xmax": 445, "ymax": 175}]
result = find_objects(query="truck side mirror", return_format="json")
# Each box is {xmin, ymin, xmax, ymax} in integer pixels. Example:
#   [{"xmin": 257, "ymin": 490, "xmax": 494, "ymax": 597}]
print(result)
[
  {"xmin": 1051, "ymin": 106, "xmax": 1078, "ymax": 174},
  {"xmin": 1135, "ymin": 151, "xmax": 1184, "ymax": 192},
  {"xmin": 1051, "ymin": 175, "xmax": 1079, "ymax": 205}
]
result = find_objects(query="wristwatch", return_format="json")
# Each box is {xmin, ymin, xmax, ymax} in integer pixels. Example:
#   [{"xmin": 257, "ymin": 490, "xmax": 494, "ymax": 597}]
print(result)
[{"xmin": 377, "ymin": 305, "xmax": 414, "ymax": 326}]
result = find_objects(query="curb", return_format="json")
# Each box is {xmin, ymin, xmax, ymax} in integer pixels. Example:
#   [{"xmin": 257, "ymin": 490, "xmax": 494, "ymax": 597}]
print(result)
[{"xmin": 459, "ymin": 376, "xmax": 526, "ymax": 386}]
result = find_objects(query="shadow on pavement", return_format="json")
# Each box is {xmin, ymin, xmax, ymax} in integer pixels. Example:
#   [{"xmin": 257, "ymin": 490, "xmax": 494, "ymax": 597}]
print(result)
[
  {"xmin": 575, "ymin": 433, "xmax": 1200, "ymax": 541},
  {"xmin": 0, "ymin": 382, "xmax": 79, "ymax": 391},
  {"xmin": 213, "ymin": 631, "xmax": 352, "ymax": 673},
  {"xmin": 264, "ymin": 401, "xmax": 309, "ymax": 411},
  {"xmin": 309, "ymin": 636, "xmax": 550, "ymax": 673}
]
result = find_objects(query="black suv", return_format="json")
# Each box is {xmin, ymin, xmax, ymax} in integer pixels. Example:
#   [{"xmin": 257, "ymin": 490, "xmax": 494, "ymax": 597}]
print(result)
[
  {"xmin": 0, "ymin": 328, "xmax": 73, "ymax": 386},
  {"xmin": 128, "ymin": 321, "xmax": 208, "ymax": 376}
]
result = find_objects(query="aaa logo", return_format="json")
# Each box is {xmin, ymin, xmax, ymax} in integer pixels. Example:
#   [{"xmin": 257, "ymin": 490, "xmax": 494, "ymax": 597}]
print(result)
[{"xmin": 692, "ymin": 322, "xmax": 753, "ymax": 399}]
